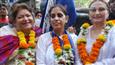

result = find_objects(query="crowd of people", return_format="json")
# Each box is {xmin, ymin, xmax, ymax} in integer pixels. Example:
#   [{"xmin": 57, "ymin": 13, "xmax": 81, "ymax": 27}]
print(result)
[{"xmin": 0, "ymin": 0, "xmax": 115, "ymax": 65}]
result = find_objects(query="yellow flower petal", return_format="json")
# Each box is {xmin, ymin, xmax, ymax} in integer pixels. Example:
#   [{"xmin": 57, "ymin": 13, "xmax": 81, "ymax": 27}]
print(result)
[
  {"xmin": 77, "ymin": 38, "xmax": 86, "ymax": 44},
  {"xmin": 98, "ymin": 34, "xmax": 106, "ymax": 42},
  {"xmin": 64, "ymin": 44, "xmax": 71, "ymax": 50},
  {"xmin": 82, "ymin": 23, "xmax": 90, "ymax": 29},
  {"xmin": 55, "ymin": 48, "xmax": 62, "ymax": 56}
]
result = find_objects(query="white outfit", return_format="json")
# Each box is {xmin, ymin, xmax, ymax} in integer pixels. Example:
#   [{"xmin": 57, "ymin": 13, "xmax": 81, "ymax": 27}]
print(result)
[
  {"xmin": 77, "ymin": 26, "xmax": 115, "ymax": 65},
  {"xmin": 36, "ymin": 32, "xmax": 78, "ymax": 65}
]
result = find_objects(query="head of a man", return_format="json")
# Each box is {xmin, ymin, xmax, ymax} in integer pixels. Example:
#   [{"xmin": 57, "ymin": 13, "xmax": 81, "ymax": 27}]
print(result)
[{"xmin": 0, "ymin": 3, "xmax": 8, "ymax": 18}]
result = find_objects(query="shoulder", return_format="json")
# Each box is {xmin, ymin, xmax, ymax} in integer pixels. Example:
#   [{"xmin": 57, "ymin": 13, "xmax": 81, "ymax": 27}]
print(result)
[
  {"xmin": 107, "ymin": 26, "xmax": 115, "ymax": 38},
  {"xmin": 39, "ymin": 32, "xmax": 52, "ymax": 40},
  {"xmin": 109, "ymin": 26, "xmax": 115, "ymax": 34},
  {"xmin": 0, "ymin": 25, "xmax": 16, "ymax": 36},
  {"xmin": 37, "ymin": 32, "xmax": 52, "ymax": 48}
]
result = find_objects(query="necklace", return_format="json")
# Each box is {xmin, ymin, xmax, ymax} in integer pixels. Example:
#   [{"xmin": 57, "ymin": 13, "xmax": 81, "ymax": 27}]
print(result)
[
  {"xmin": 17, "ymin": 30, "xmax": 36, "ymax": 49},
  {"xmin": 77, "ymin": 21, "xmax": 113, "ymax": 65},
  {"xmin": 52, "ymin": 32, "xmax": 74, "ymax": 64}
]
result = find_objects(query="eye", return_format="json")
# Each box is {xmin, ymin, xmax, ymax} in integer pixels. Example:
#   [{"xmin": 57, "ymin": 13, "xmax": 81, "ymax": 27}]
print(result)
[
  {"xmin": 50, "ymin": 14, "xmax": 55, "ymax": 18},
  {"xmin": 98, "ymin": 8, "xmax": 106, "ymax": 11},
  {"xmin": 17, "ymin": 16, "xmax": 23, "ymax": 19},
  {"xmin": 26, "ymin": 14, "xmax": 31, "ymax": 17},
  {"xmin": 57, "ymin": 13, "xmax": 63, "ymax": 18},
  {"xmin": 89, "ymin": 8, "xmax": 96, "ymax": 12}
]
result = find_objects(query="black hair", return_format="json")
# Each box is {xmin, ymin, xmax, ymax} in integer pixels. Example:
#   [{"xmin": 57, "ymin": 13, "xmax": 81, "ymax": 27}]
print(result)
[
  {"xmin": 0, "ymin": 3, "xmax": 8, "ymax": 9},
  {"xmin": 49, "ymin": 4, "xmax": 67, "ymax": 16},
  {"xmin": 35, "ymin": 11, "xmax": 42, "ymax": 16}
]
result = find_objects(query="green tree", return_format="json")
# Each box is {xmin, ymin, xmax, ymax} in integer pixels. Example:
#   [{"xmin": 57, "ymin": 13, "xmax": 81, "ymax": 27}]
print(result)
[{"xmin": 75, "ymin": 0, "xmax": 91, "ymax": 8}]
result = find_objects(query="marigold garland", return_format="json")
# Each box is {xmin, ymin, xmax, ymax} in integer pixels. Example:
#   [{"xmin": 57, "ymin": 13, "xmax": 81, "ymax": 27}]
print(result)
[
  {"xmin": 52, "ymin": 34, "xmax": 72, "ymax": 63},
  {"xmin": 17, "ymin": 30, "xmax": 36, "ymax": 49},
  {"xmin": 77, "ymin": 22, "xmax": 113, "ymax": 65},
  {"xmin": 25, "ymin": 61, "xmax": 34, "ymax": 65},
  {"xmin": 52, "ymin": 34, "xmax": 71, "ymax": 55}
]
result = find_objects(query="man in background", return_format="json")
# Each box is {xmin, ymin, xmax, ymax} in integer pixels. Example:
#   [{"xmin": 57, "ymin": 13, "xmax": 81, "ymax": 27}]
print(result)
[{"xmin": 0, "ymin": 3, "xmax": 9, "ymax": 28}]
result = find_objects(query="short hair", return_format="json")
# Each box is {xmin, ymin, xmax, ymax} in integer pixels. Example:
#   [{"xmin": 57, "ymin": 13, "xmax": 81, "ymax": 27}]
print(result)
[
  {"xmin": 9, "ymin": 3, "xmax": 33, "ymax": 25},
  {"xmin": 0, "ymin": 3, "xmax": 8, "ymax": 9},
  {"xmin": 35, "ymin": 11, "xmax": 42, "ymax": 16}
]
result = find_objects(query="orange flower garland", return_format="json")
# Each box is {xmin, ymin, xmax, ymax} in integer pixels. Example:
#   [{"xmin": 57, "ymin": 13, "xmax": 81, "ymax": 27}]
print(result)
[
  {"xmin": 77, "ymin": 22, "xmax": 113, "ymax": 65},
  {"xmin": 52, "ymin": 36, "xmax": 62, "ymax": 56},
  {"xmin": 77, "ymin": 35, "xmax": 106, "ymax": 64},
  {"xmin": 62, "ymin": 34, "xmax": 71, "ymax": 50},
  {"xmin": 52, "ymin": 34, "xmax": 71, "ymax": 56},
  {"xmin": 52, "ymin": 34, "xmax": 72, "ymax": 64},
  {"xmin": 17, "ymin": 30, "xmax": 36, "ymax": 49},
  {"xmin": 25, "ymin": 61, "xmax": 34, "ymax": 65}
]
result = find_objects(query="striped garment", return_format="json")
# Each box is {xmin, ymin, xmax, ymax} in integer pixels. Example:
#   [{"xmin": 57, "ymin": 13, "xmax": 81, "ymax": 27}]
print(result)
[{"xmin": 0, "ymin": 35, "xmax": 19, "ymax": 65}]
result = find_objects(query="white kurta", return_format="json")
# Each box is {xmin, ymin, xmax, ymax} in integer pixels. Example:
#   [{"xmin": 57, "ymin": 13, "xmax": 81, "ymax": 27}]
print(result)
[
  {"xmin": 77, "ymin": 26, "xmax": 115, "ymax": 65},
  {"xmin": 36, "ymin": 32, "xmax": 78, "ymax": 65}
]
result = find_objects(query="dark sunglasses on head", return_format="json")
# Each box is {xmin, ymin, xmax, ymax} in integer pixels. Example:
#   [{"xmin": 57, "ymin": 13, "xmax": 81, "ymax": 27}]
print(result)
[
  {"xmin": 89, "ymin": 7, "xmax": 107, "ymax": 12},
  {"xmin": 50, "ymin": 13, "xmax": 63, "ymax": 18}
]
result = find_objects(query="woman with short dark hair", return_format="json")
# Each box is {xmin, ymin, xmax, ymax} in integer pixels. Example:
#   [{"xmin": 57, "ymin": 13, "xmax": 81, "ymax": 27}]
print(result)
[{"xmin": 0, "ymin": 3, "xmax": 42, "ymax": 65}]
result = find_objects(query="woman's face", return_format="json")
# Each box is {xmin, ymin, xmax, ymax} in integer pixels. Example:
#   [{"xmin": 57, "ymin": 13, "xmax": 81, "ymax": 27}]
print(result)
[
  {"xmin": 50, "ymin": 7, "xmax": 68, "ymax": 31},
  {"xmin": 89, "ymin": 1, "xmax": 109, "ymax": 23},
  {"xmin": 14, "ymin": 9, "xmax": 34, "ymax": 31}
]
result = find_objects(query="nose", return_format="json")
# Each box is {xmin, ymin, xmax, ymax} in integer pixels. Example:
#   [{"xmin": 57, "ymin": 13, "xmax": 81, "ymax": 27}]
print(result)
[
  {"xmin": 54, "ymin": 15, "xmax": 59, "ymax": 20},
  {"xmin": 24, "ymin": 16, "xmax": 28, "ymax": 21},
  {"xmin": 95, "ymin": 10, "xmax": 100, "ymax": 14}
]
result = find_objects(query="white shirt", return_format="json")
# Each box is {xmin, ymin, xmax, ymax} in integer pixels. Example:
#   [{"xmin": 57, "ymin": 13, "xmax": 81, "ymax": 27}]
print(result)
[
  {"xmin": 36, "ymin": 32, "xmax": 78, "ymax": 65},
  {"xmin": 77, "ymin": 26, "xmax": 115, "ymax": 65}
]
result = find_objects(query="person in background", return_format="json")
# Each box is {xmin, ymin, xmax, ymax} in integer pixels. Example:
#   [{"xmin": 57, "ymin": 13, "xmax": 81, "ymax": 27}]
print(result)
[
  {"xmin": 0, "ymin": 3, "xmax": 9, "ymax": 28},
  {"xmin": 34, "ymin": 10, "xmax": 42, "ymax": 28},
  {"xmin": 36, "ymin": 4, "xmax": 77, "ymax": 65},
  {"xmin": 35, "ymin": 11, "xmax": 42, "ymax": 19},
  {"xmin": 67, "ymin": 26, "xmax": 77, "ymax": 34},
  {"xmin": 67, "ymin": 26, "xmax": 78, "ymax": 40},
  {"xmin": 108, "ymin": 0, "xmax": 115, "ymax": 20},
  {"xmin": 76, "ymin": 0, "xmax": 115, "ymax": 65},
  {"xmin": 0, "ymin": 3, "xmax": 42, "ymax": 65}
]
